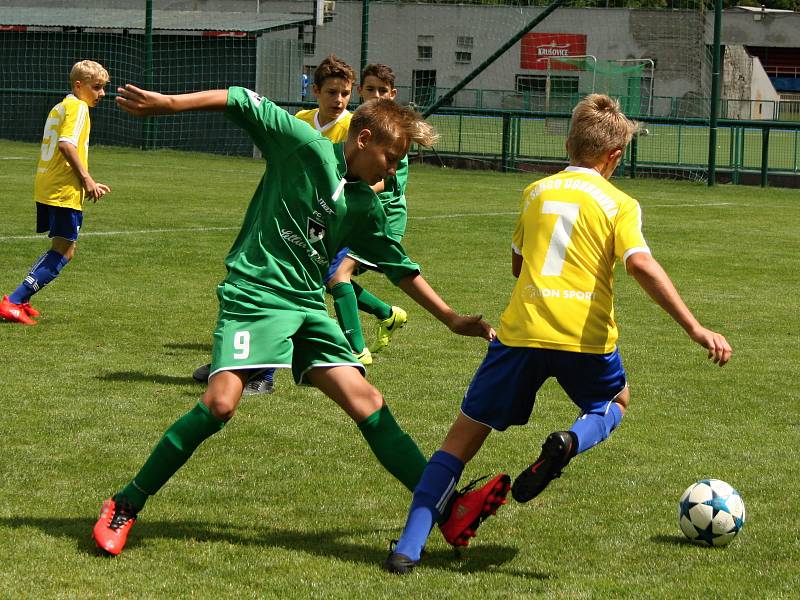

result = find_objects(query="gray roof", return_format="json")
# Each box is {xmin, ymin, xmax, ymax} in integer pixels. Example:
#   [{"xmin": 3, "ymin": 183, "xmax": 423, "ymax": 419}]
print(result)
[{"xmin": 0, "ymin": 8, "xmax": 313, "ymax": 34}]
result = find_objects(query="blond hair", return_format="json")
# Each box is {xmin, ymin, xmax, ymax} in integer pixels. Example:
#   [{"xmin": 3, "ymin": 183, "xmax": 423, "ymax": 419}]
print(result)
[
  {"xmin": 70, "ymin": 60, "xmax": 109, "ymax": 85},
  {"xmin": 566, "ymin": 94, "xmax": 638, "ymax": 163},
  {"xmin": 350, "ymin": 98, "xmax": 438, "ymax": 148}
]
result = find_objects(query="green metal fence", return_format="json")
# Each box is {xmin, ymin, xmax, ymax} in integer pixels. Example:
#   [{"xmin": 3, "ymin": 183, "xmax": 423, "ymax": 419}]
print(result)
[{"xmin": 423, "ymin": 108, "xmax": 800, "ymax": 186}]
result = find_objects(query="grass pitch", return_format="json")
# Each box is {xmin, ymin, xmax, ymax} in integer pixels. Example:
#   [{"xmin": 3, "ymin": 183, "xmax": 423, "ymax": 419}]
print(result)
[{"xmin": 0, "ymin": 139, "xmax": 798, "ymax": 598}]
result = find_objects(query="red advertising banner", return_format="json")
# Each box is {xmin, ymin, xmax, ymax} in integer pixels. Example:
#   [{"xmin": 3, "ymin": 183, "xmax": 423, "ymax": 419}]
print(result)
[{"xmin": 521, "ymin": 33, "xmax": 587, "ymax": 70}]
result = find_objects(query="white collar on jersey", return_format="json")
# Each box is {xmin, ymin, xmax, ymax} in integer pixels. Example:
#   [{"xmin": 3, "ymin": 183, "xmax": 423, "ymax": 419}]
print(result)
[
  {"xmin": 314, "ymin": 109, "xmax": 350, "ymax": 133},
  {"xmin": 565, "ymin": 165, "xmax": 602, "ymax": 177}
]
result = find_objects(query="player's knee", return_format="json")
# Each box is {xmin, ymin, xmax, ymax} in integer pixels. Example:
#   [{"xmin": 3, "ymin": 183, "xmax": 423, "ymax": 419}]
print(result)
[
  {"xmin": 363, "ymin": 384, "xmax": 384, "ymax": 414},
  {"xmin": 614, "ymin": 386, "xmax": 631, "ymax": 415},
  {"xmin": 202, "ymin": 393, "xmax": 238, "ymax": 422}
]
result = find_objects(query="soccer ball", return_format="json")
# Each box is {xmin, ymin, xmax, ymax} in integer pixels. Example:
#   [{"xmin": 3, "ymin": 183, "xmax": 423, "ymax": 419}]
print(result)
[{"xmin": 678, "ymin": 479, "xmax": 745, "ymax": 546}]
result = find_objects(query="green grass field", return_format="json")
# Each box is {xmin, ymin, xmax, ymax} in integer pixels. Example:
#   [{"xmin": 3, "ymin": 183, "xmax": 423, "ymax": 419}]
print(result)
[{"xmin": 1, "ymin": 139, "xmax": 798, "ymax": 598}]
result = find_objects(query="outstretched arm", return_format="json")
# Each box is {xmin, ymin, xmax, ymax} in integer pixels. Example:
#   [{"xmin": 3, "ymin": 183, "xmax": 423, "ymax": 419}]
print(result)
[
  {"xmin": 397, "ymin": 273, "xmax": 495, "ymax": 341},
  {"xmin": 116, "ymin": 84, "xmax": 228, "ymax": 116},
  {"xmin": 625, "ymin": 251, "xmax": 732, "ymax": 366}
]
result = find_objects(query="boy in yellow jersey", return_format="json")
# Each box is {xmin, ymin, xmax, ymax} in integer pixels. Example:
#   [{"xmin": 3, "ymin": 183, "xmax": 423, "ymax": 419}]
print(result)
[
  {"xmin": 294, "ymin": 54, "xmax": 354, "ymax": 142},
  {"xmin": 0, "ymin": 60, "xmax": 110, "ymax": 325},
  {"xmin": 384, "ymin": 94, "xmax": 733, "ymax": 574}
]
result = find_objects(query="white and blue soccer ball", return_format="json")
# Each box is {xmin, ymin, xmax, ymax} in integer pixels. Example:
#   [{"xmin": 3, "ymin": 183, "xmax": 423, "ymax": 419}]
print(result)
[{"xmin": 678, "ymin": 479, "xmax": 745, "ymax": 547}]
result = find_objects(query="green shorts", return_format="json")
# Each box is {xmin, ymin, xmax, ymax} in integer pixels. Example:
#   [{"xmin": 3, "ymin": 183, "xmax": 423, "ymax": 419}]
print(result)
[{"xmin": 210, "ymin": 282, "xmax": 365, "ymax": 384}]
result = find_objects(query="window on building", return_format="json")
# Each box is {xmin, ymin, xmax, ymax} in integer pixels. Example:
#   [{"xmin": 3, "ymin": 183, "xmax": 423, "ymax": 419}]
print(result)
[
  {"xmin": 417, "ymin": 35, "xmax": 434, "ymax": 61},
  {"xmin": 455, "ymin": 51, "xmax": 472, "ymax": 64},
  {"xmin": 456, "ymin": 35, "xmax": 474, "ymax": 49}
]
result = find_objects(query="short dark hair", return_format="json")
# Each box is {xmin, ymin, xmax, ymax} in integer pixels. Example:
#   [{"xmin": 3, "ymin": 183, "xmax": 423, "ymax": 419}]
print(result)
[
  {"xmin": 313, "ymin": 54, "xmax": 356, "ymax": 89},
  {"xmin": 360, "ymin": 63, "xmax": 396, "ymax": 88}
]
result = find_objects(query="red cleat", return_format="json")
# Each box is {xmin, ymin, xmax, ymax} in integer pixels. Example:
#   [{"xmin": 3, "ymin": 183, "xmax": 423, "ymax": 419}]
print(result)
[
  {"xmin": 439, "ymin": 473, "xmax": 510, "ymax": 547},
  {"xmin": 0, "ymin": 295, "xmax": 36, "ymax": 325},
  {"xmin": 93, "ymin": 497, "xmax": 138, "ymax": 556},
  {"xmin": 21, "ymin": 302, "xmax": 40, "ymax": 318}
]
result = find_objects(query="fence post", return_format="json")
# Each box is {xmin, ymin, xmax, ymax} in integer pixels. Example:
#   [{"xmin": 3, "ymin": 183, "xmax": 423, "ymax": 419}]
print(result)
[
  {"xmin": 143, "ymin": 0, "xmax": 154, "ymax": 150},
  {"xmin": 707, "ymin": 0, "xmax": 723, "ymax": 186},
  {"xmin": 760, "ymin": 127, "xmax": 770, "ymax": 187},
  {"xmin": 629, "ymin": 133, "xmax": 638, "ymax": 179},
  {"xmin": 501, "ymin": 113, "xmax": 511, "ymax": 173}
]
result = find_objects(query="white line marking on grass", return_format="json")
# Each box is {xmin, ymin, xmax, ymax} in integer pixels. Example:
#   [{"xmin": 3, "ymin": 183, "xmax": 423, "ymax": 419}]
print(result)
[
  {"xmin": 646, "ymin": 202, "xmax": 733, "ymax": 208},
  {"xmin": 0, "ymin": 225, "xmax": 239, "ymax": 242},
  {"xmin": 410, "ymin": 211, "xmax": 517, "ymax": 220},
  {"xmin": 0, "ymin": 204, "xmax": 733, "ymax": 241}
]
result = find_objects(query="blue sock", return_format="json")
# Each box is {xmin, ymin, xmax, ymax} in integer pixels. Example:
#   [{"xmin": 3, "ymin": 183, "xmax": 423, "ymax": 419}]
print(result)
[
  {"xmin": 9, "ymin": 250, "xmax": 69, "ymax": 304},
  {"xmin": 570, "ymin": 401, "xmax": 623, "ymax": 455},
  {"xmin": 395, "ymin": 450, "xmax": 464, "ymax": 562}
]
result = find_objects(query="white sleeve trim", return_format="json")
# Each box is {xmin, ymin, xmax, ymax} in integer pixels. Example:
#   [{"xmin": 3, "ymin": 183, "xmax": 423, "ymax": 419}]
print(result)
[
  {"xmin": 623, "ymin": 246, "xmax": 651, "ymax": 263},
  {"xmin": 511, "ymin": 243, "xmax": 522, "ymax": 255}
]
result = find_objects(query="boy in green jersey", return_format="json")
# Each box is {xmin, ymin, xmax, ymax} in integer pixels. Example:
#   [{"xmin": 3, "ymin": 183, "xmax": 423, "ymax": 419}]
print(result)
[
  {"xmin": 93, "ymin": 84, "xmax": 508, "ymax": 556},
  {"xmin": 325, "ymin": 63, "xmax": 412, "ymax": 367}
]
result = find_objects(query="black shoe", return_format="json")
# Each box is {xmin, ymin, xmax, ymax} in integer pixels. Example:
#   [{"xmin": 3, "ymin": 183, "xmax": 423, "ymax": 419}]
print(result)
[
  {"xmin": 383, "ymin": 540, "xmax": 419, "ymax": 574},
  {"xmin": 512, "ymin": 430, "xmax": 578, "ymax": 503},
  {"xmin": 192, "ymin": 363, "xmax": 211, "ymax": 383}
]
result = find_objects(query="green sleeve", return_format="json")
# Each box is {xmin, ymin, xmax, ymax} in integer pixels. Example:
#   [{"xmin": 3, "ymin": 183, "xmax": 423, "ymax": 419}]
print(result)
[
  {"xmin": 344, "ymin": 184, "xmax": 420, "ymax": 285},
  {"xmin": 224, "ymin": 86, "xmax": 320, "ymax": 163}
]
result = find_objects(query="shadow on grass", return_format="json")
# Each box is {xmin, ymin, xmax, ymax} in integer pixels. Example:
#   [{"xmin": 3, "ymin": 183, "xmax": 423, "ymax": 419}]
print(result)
[
  {"xmin": 0, "ymin": 516, "xmax": 550, "ymax": 579},
  {"xmin": 97, "ymin": 371, "xmax": 200, "ymax": 386},
  {"xmin": 163, "ymin": 342, "xmax": 212, "ymax": 353},
  {"xmin": 650, "ymin": 534, "xmax": 695, "ymax": 546}
]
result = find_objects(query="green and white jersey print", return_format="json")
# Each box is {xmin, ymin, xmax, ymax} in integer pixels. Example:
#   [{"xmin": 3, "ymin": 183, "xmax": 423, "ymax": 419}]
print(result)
[{"xmin": 223, "ymin": 87, "xmax": 419, "ymax": 311}]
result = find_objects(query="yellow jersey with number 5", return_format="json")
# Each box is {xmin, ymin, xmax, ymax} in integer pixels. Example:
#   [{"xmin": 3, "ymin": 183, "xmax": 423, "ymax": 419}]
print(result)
[
  {"xmin": 498, "ymin": 166, "xmax": 651, "ymax": 354},
  {"xmin": 33, "ymin": 94, "xmax": 91, "ymax": 210}
]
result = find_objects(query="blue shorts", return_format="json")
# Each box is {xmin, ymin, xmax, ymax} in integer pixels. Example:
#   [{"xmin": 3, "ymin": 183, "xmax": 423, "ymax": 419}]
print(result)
[
  {"xmin": 36, "ymin": 203, "xmax": 83, "ymax": 241},
  {"xmin": 461, "ymin": 339, "xmax": 627, "ymax": 431},
  {"xmin": 324, "ymin": 246, "xmax": 380, "ymax": 285}
]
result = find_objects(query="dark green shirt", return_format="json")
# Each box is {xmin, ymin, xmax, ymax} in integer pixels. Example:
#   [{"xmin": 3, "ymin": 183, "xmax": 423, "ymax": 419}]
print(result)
[{"xmin": 223, "ymin": 86, "xmax": 419, "ymax": 310}]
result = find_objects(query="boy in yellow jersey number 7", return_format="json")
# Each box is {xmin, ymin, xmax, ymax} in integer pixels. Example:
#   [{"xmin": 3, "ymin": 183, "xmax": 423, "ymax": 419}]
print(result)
[
  {"xmin": 0, "ymin": 61, "xmax": 110, "ymax": 325},
  {"xmin": 385, "ymin": 94, "xmax": 732, "ymax": 574}
]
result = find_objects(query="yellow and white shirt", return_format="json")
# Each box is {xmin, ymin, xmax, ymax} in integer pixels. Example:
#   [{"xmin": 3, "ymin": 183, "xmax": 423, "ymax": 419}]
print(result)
[
  {"xmin": 294, "ymin": 108, "xmax": 352, "ymax": 143},
  {"xmin": 498, "ymin": 166, "xmax": 650, "ymax": 354},
  {"xmin": 33, "ymin": 94, "xmax": 91, "ymax": 211}
]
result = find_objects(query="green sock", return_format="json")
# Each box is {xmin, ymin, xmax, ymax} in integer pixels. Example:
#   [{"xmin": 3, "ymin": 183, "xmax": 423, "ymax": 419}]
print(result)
[
  {"xmin": 357, "ymin": 405, "xmax": 427, "ymax": 493},
  {"xmin": 117, "ymin": 402, "xmax": 226, "ymax": 511},
  {"xmin": 330, "ymin": 281, "xmax": 366, "ymax": 353},
  {"xmin": 352, "ymin": 280, "xmax": 392, "ymax": 321}
]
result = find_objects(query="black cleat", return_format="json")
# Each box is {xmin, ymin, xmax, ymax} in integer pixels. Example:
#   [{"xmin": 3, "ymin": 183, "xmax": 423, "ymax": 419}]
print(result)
[
  {"xmin": 383, "ymin": 540, "xmax": 419, "ymax": 574},
  {"xmin": 192, "ymin": 363, "xmax": 211, "ymax": 383},
  {"xmin": 512, "ymin": 430, "xmax": 578, "ymax": 503}
]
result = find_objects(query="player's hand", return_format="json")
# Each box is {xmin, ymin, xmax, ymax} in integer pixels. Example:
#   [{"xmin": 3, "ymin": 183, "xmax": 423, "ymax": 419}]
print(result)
[
  {"xmin": 448, "ymin": 314, "xmax": 496, "ymax": 341},
  {"xmin": 689, "ymin": 326, "xmax": 732, "ymax": 366},
  {"xmin": 84, "ymin": 177, "xmax": 111, "ymax": 201},
  {"xmin": 116, "ymin": 84, "xmax": 171, "ymax": 116}
]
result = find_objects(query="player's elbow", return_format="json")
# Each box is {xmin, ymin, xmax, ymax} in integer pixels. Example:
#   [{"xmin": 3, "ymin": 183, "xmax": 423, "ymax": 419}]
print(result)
[{"xmin": 624, "ymin": 251, "xmax": 655, "ymax": 278}]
